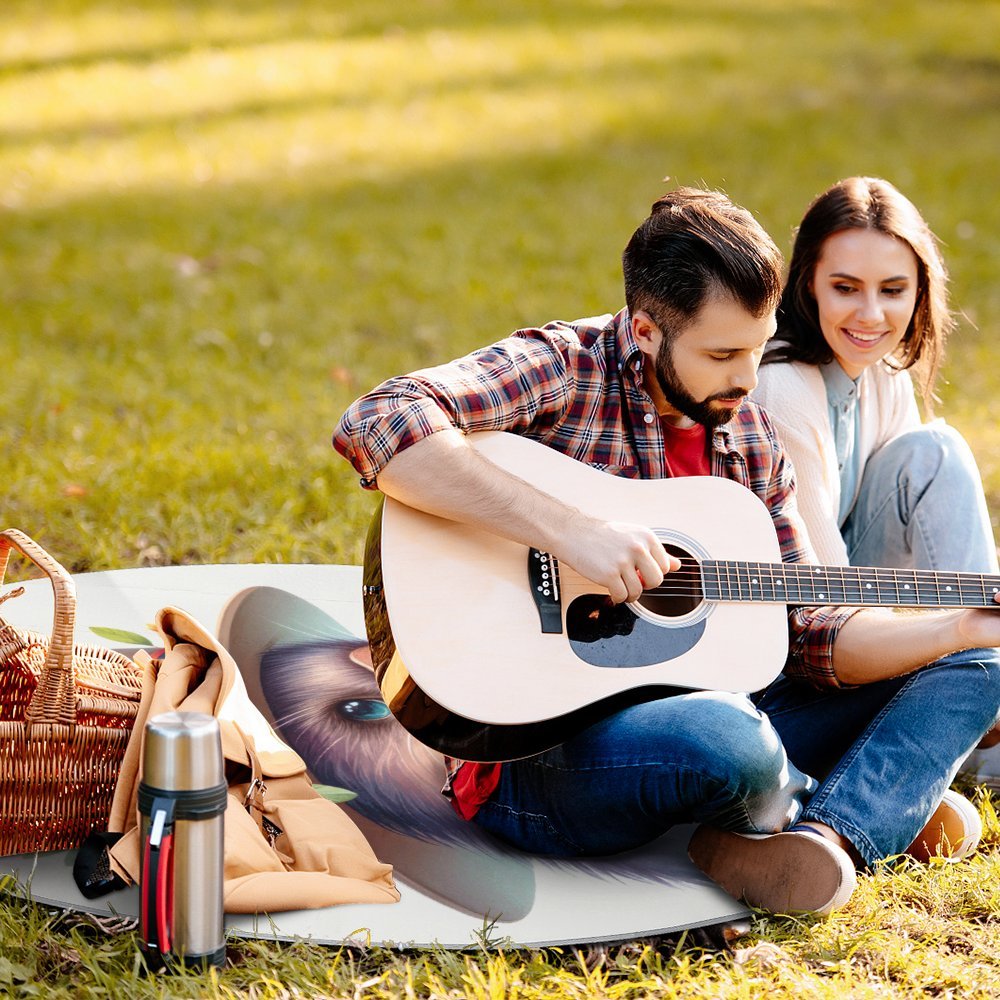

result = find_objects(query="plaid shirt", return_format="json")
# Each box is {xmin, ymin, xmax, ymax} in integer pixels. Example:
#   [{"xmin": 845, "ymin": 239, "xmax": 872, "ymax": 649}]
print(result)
[{"xmin": 334, "ymin": 307, "xmax": 858, "ymax": 691}]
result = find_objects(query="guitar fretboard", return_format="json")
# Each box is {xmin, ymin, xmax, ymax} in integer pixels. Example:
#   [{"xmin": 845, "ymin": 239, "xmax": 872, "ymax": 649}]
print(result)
[{"xmin": 701, "ymin": 561, "xmax": 1000, "ymax": 609}]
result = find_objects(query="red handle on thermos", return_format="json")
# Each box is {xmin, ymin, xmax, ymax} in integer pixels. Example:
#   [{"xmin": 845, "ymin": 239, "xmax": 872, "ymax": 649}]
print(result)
[{"xmin": 140, "ymin": 798, "xmax": 175, "ymax": 963}]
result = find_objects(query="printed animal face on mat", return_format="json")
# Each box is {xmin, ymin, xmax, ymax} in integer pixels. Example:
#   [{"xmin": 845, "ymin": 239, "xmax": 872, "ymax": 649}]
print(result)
[
  {"xmin": 258, "ymin": 636, "xmax": 469, "ymax": 844},
  {"xmin": 218, "ymin": 585, "xmax": 543, "ymax": 918}
]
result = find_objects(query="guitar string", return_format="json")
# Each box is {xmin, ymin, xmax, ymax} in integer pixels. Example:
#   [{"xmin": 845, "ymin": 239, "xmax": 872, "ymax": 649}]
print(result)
[{"xmin": 642, "ymin": 574, "xmax": 1000, "ymax": 595}]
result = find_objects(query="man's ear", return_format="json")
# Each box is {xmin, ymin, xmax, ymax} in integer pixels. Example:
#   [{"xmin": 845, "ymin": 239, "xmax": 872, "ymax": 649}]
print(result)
[{"xmin": 630, "ymin": 310, "xmax": 661, "ymax": 356}]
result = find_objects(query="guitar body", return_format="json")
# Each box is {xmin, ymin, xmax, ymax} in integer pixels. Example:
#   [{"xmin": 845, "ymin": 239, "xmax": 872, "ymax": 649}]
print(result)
[{"xmin": 363, "ymin": 432, "xmax": 789, "ymax": 761}]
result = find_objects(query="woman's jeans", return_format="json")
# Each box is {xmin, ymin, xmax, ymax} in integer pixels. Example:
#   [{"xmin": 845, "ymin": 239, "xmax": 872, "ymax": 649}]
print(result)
[{"xmin": 842, "ymin": 423, "xmax": 999, "ymax": 574}]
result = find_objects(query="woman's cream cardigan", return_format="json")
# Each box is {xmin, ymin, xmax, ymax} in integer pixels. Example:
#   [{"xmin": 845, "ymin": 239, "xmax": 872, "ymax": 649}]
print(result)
[{"xmin": 752, "ymin": 358, "xmax": 921, "ymax": 566}]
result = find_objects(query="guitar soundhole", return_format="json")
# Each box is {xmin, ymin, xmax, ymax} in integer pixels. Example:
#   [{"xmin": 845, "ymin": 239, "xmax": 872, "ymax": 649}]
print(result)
[{"xmin": 636, "ymin": 543, "xmax": 703, "ymax": 618}]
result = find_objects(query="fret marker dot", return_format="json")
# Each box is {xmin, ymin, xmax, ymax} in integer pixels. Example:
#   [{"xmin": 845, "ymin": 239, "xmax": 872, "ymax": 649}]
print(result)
[
  {"xmin": 904, "ymin": 584, "xmax": 910, "ymax": 589},
  {"xmin": 865, "ymin": 583, "xmax": 872, "ymax": 589},
  {"xmin": 819, "ymin": 593, "xmax": 825, "ymax": 599},
  {"xmin": 752, "ymin": 578, "xmax": 758, "ymax": 584},
  {"xmin": 946, "ymin": 586, "xmax": 953, "ymax": 591}
]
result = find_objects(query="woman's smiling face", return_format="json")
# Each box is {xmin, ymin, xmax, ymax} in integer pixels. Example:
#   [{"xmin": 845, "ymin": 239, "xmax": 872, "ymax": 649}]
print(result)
[{"xmin": 811, "ymin": 228, "xmax": 919, "ymax": 379}]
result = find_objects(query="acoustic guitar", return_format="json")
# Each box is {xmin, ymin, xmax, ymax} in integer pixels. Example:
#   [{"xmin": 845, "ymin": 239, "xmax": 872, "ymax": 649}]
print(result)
[{"xmin": 362, "ymin": 431, "xmax": 1000, "ymax": 762}]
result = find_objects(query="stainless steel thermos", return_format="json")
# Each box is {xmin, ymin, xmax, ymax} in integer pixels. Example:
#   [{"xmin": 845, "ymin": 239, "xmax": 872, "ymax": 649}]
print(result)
[{"xmin": 139, "ymin": 711, "xmax": 227, "ymax": 970}]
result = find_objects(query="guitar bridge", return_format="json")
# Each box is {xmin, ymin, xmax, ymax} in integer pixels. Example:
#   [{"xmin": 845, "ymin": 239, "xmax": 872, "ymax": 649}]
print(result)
[{"xmin": 528, "ymin": 549, "xmax": 563, "ymax": 633}]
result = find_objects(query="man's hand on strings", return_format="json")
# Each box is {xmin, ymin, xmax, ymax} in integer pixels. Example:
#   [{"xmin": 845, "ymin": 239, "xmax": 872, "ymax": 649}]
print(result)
[{"xmin": 556, "ymin": 517, "xmax": 680, "ymax": 604}]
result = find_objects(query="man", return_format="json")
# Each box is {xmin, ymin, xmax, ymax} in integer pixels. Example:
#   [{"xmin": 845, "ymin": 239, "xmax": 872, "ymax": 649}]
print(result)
[{"xmin": 333, "ymin": 188, "xmax": 1000, "ymax": 915}]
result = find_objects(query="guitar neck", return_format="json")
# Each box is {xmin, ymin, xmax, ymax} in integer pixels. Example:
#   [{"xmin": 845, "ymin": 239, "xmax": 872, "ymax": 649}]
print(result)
[{"xmin": 701, "ymin": 561, "xmax": 1000, "ymax": 609}]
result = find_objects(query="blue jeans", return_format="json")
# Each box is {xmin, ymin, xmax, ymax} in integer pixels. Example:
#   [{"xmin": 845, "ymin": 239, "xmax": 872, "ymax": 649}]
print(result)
[
  {"xmin": 474, "ymin": 655, "xmax": 1000, "ymax": 869},
  {"xmin": 473, "ymin": 691, "xmax": 816, "ymax": 856},
  {"xmin": 843, "ymin": 423, "xmax": 999, "ymax": 574}
]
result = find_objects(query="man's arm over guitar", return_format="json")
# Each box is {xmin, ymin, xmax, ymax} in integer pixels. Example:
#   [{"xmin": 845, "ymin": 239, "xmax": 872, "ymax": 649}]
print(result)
[
  {"xmin": 373, "ymin": 429, "xmax": 677, "ymax": 604},
  {"xmin": 333, "ymin": 335, "xmax": 677, "ymax": 604}
]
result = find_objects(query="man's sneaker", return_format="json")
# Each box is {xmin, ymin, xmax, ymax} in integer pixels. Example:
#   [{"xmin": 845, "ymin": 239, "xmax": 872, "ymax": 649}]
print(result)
[
  {"xmin": 906, "ymin": 789, "xmax": 982, "ymax": 862},
  {"xmin": 688, "ymin": 826, "xmax": 857, "ymax": 915}
]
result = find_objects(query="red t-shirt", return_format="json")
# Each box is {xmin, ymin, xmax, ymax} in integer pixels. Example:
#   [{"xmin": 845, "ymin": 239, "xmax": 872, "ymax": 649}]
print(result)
[
  {"xmin": 659, "ymin": 419, "xmax": 710, "ymax": 478},
  {"xmin": 447, "ymin": 421, "xmax": 710, "ymax": 819}
]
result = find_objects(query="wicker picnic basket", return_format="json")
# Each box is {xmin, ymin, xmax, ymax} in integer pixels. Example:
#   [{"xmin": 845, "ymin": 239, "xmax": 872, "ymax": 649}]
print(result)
[{"xmin": 0, "ymin": 528, "xmax": 144, "ymax": 856}]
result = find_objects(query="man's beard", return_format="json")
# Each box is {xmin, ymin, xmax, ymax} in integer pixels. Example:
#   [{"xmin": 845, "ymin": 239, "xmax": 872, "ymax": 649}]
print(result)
[{"xmin": 654, "ymin": 339, "xmax": 748, "ymax": 429}]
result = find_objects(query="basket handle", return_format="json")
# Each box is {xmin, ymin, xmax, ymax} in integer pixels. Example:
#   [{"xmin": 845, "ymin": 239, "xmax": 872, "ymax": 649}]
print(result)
[{"xmin": 0, "ymin": 528, "xmax": 78, "ymax": 728}]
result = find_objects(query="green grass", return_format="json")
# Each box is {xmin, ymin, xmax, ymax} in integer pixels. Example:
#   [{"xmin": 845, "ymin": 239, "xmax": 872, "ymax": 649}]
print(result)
[
  {"xmin": 3, "ymin": 788, "xmax": 1000, "ymax": 997},
  {"xmin": 3, "ymin": 0, "xmax": 1000, "ymax": 995}
]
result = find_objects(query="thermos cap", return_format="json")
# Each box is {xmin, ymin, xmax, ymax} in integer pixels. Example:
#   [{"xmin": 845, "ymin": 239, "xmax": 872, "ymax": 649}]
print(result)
[{"xmin": 142, "ymin": 711, "xmax": 225, "ymax": 791}]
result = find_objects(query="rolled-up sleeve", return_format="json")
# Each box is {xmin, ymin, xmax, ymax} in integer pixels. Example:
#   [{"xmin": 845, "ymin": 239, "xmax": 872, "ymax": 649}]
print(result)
[
  {"xmin": 333, "ymin": 332, "xmax": 573, "ymax": 488},
  {"xmin": 785, "ymin": 605, "xmax": 858, "ymax": 687},
  {"xmin": 333, "ymin": 389, "xmax": 458, "ymax": 488}
]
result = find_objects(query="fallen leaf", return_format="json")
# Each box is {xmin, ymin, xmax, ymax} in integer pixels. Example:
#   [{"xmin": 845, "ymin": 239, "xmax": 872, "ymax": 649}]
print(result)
[
  {"xmin": 90, "ymin": 626, "xmax": 155, "ymax": 646},
  {"xmin": 313, "ymin": 784, "xmax": 358, "ymax": 803}
]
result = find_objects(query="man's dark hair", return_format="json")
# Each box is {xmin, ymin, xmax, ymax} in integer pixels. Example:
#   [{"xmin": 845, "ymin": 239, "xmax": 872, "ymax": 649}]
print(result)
[{"xmin": 622, "ymin": 187, "xmax": 783, "ymax": 340}]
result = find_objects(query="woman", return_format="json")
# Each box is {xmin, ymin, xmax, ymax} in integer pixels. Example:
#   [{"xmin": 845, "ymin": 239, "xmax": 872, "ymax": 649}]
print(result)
[{"xmin": 753, "ymin": 176, "xmax": 1000, "ymax": 854}]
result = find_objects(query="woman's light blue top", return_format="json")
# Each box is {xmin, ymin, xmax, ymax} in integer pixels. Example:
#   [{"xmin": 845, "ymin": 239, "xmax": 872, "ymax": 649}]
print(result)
[{"xmin": 820, "ymin": 360, "xmax": 864, "ymax": 526}]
